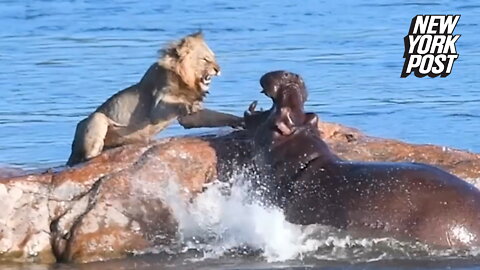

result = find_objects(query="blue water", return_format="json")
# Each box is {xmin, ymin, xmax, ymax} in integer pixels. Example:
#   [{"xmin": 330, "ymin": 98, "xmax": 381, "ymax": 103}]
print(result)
[
  {"xmin": 1, "ymin": 0, "xmax": 479, "ymax": 168},
  {"xmin": 1, "ymin": 1, "xmax": 480, "ymax": 269}
]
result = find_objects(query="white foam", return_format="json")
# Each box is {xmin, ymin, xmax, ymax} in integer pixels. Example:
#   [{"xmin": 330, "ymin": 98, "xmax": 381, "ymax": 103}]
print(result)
[
  {"xmin": 155, "ymin": 171, "xmax": 480, "ymax": 263},
  {"xmin": 160, "ymin": 171, "xmax": 323, "ymax": 262}
]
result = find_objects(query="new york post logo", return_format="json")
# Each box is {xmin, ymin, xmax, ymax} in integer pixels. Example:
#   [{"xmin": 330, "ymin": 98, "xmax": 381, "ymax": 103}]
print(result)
[{"xmin": 401, "ymin": 15, "xmax": 460, "ymax": 78}]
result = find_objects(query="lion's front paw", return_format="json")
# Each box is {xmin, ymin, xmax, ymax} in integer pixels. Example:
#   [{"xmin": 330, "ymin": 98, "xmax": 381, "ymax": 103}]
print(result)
[
  {"xmin": 185, "ymin": 101, "xmax": 203, "ymax": 115},
  {"xmin": 192, "ymin": 100, "xmax": 203, "ymax": 112}
]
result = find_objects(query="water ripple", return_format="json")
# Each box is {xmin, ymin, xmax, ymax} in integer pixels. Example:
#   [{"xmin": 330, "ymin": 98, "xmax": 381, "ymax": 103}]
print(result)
[{"xmin": 0, "ymin": 0, "xmax": 479, "ymax": 168}]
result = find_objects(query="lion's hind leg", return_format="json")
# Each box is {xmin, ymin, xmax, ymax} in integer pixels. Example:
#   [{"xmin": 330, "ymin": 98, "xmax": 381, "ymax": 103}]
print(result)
[
  {"xmin": 83, "ymin": 112, "xmax": 113, "ymax": 159},
  {"xmin": 67, "ymin": 118, "xmax": 89, "ymax": 166},
  {"xmin": 66, "ymin": 112, "xmax": 112, "ymax": 166}
]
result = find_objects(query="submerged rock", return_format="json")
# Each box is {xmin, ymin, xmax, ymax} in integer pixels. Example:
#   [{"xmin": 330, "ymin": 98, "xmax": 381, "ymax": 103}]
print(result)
[
  {"xmin": 0, "ymin": 167, "xmax": 28, "ymax": 178},
  {"xmin": 0, "ymin": 121, "xmax": 480, "ymax": 263}
]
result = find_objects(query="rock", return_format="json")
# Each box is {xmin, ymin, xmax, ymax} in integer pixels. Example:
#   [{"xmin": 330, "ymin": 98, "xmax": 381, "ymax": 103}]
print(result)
[
  {"xmin": 0, "ymin": 167, "xmax": 28, "ymax": 179},
  {"xmin": 317, "ymin": 121, "xmax": 480, "ymax": 180},
  {"xmin": 0, "ymin": 138, "xmax": 220, "ymax": 263},
  {"xmin": 0, "ymin": 121, "xmax": 480, "ymax": 263}
]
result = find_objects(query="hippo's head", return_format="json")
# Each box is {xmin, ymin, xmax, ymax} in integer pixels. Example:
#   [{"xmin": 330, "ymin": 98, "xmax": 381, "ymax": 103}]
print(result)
[
  {"xmin": 259, "ymin": 70, "xmax": 307, "ymax": 104},
  {"xmin": 245, "ymin": 71, "xmax": 309, "ymax": 137}
]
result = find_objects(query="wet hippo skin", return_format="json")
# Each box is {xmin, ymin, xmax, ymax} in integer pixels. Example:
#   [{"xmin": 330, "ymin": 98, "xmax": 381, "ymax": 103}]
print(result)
[{"xmin": 246, "ymin": 70, "xmax": 480, "ymax": 248}]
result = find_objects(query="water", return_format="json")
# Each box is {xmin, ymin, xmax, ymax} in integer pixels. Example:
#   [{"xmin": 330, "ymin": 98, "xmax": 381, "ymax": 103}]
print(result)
[
  {"xmin": 1, "ymin": 0, "xmax": 480, "ymax": 268},
  {"xmin": 4, "ymin": 176, "xmax": 480, "ymax": 270}
]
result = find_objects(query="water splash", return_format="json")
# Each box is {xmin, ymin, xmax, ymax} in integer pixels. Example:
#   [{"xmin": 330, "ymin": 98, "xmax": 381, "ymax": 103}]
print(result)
[
  {"xmin": 155, "ymin": 170, "xmax": 480, "ymax": 263},
  {"xmin": 160, "ymin": 170, "xmax": 321, "ymax": 262}
]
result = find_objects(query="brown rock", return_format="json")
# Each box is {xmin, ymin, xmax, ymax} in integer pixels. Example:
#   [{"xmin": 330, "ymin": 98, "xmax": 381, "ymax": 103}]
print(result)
[
  {"xmin": 318, "ymin": 121, "xmax": 480, "ymax": 180},
  {"xmin": 57, "ymin": 138, "xmax": 218, "ymax": 263},
  {"xmin": 0, "ymin": 121, "xmax": 479, "ymax": 263}
]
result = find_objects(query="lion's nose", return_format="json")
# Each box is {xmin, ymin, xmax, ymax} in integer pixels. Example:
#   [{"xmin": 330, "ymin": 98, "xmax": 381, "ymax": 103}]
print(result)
[{"xmin": 214, "ymin": 66, "xmax": 221, "ymax": 76}]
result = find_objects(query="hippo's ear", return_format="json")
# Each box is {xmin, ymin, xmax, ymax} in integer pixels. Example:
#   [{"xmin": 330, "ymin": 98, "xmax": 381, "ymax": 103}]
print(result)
[
  {"xmin": 249, "ymin": 101, "xmax": 259, "ymax": 113},
  {"xmin": 299, "ymin": 77, "xmax": 308, "ymax": 103}
]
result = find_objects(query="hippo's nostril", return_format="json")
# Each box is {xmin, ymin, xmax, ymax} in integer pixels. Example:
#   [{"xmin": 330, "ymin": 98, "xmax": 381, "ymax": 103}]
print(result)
[{"xmin": 283, "ymin": 72, "xmax": 290, "ymax": 78}]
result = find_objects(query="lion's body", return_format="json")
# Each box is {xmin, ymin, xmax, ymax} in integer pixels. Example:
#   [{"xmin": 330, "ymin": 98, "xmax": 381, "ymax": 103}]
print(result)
[
  {"xmin": 96, "ymin": 64, "xmax": 191, "ymax": 148},
  {"xmin": 67, "ymin": 32, "xmax": 223, "ymax": 166}
]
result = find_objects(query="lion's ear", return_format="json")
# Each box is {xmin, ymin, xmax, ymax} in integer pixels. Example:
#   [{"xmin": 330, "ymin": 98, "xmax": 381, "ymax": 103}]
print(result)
[
  {"xmin": 173, "ymin": 31, "xmax": 205, "ymax": 57},
  {"xmin": 159, "ymin": 39, "xmax": 181, "ymax": 58},
  {"xmin": 189, "ymin": 30, "xmax": 204, "ymax": 39},
  {"xmin": 175, "ymin": 39, "xmax": 192, "ymax": 58}
]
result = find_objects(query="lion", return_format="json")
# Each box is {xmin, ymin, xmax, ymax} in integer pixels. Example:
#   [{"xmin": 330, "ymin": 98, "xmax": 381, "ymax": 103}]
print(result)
[{"xmin": 67, "ymin": 32, "xmax": 243, "ymax": 166}]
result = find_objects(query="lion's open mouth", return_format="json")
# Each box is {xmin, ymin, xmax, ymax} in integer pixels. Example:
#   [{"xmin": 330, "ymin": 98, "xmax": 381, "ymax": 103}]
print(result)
[{"xmin": 200, "ymin": 74, "xmax": 213, "ymax": 92}]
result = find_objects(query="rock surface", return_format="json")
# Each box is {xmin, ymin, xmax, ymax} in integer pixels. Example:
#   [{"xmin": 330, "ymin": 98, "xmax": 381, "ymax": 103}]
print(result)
[
  {"xmin": 318, "ymin": 121, "xmax": 480, "ymax": 180},
  {"xmin": 1, "ymin": 121, "xmax": 480, "ymax": 263}
]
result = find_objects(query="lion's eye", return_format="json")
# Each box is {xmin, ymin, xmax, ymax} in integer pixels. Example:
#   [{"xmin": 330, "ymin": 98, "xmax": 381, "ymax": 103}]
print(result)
[{"xmin": 202, "ymin": 57, "xmax": 209, "ymax": 62}]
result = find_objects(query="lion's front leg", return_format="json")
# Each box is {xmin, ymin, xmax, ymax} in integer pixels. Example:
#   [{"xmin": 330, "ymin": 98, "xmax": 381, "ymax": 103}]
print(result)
[{"xmin": 178, "ymin": 108, "xmax": 245, "ymax": 129}]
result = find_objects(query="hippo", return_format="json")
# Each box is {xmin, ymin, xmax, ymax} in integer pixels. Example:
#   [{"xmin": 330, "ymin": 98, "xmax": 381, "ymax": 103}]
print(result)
[
  {"xmin": 245, "ymin": 70, "xmax": 480, "ymax": 248},
  {"xmin": 244, "ymin": 70, "xmax": 308, "ymax": 136}
]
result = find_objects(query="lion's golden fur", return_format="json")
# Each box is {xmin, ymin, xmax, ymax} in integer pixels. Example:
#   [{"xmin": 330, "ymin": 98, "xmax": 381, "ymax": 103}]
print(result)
[{"xmin": 67, "ymin": 32, "xmax": 221, "ymax": 166}]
